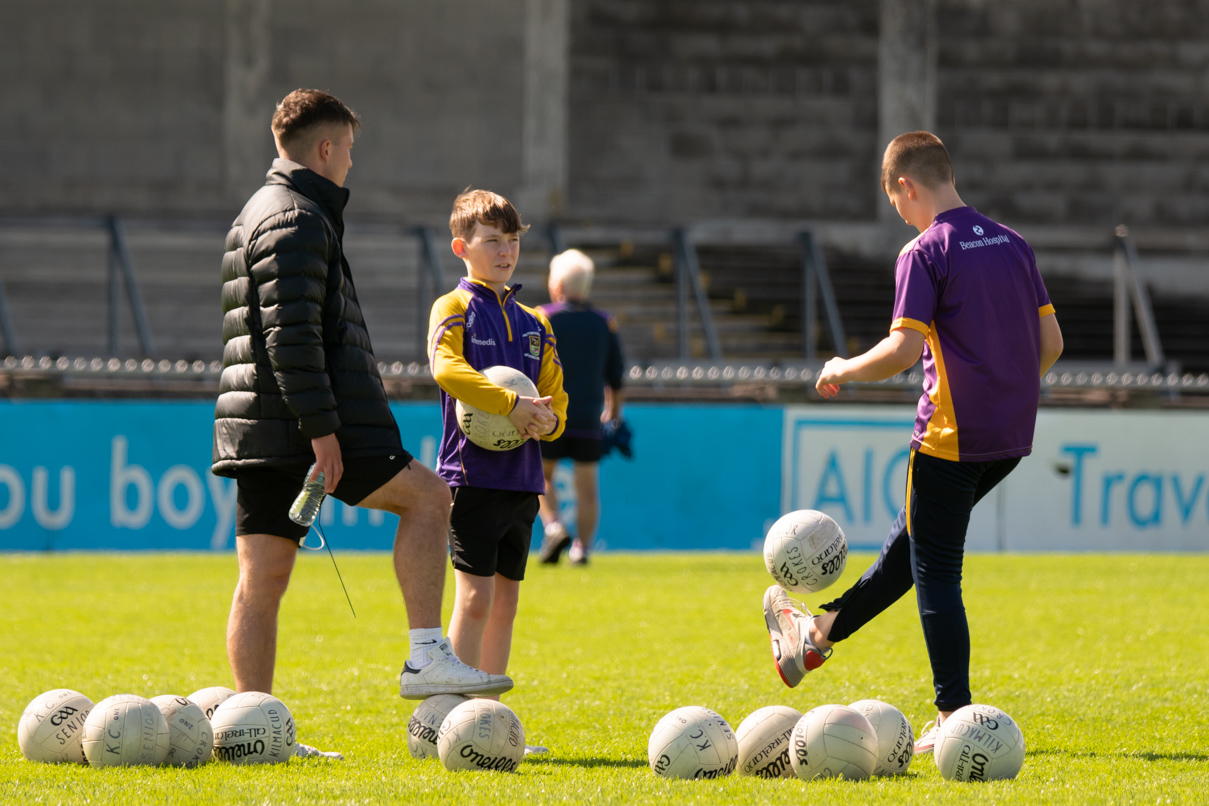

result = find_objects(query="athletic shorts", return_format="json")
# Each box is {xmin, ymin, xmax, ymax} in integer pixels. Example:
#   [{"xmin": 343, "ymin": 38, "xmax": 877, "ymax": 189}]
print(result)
[
  {"xmin": 234, "ymin": 451, "xmax": 414, "ymax": 542},
  {"xmin": 448, "ymin": 486, "xmax": 540, "ymax": 581},
  {"xmin": 540, "ymin": 432, "xmax": 603, "ymax": 463}
]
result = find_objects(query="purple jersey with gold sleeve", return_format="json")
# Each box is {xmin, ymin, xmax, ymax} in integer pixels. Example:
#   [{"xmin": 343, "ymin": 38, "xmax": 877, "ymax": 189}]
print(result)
[
  {"xmin": 890, "ymin": 206, "xmax": 1054, "ymax": 462},
  {"xmin": 428, "ymin": 278, "xmax": 568, "ymax": 492}
]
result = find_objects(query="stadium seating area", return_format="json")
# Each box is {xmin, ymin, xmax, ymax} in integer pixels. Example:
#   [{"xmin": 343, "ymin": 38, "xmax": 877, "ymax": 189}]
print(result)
[
  {"xmin": 2, "ymin": 220, "xmax": 1208, "ymax": 378},
  {"xmin": 1, "ymin": 0, "xmax": 1207, "ymax": 381}
]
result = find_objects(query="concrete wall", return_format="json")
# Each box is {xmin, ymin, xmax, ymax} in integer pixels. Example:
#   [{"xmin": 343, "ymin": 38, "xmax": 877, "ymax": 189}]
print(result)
[
  {"xmin": 0, "ymin": 0, "xmax": 527, "ymax": 221},
  {"xmin": 936, "ymin": 0, "xmax": 1209, "ymax": 226},
  {"xmin": 568, "ymin": 0, "xmax": 882, "ymax": 223},
  {"xmin": 1, "ymin": 0, "xmax": 1208, "ymax": 228}
]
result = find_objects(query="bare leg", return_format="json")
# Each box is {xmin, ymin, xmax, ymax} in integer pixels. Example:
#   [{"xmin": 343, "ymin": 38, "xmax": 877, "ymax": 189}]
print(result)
[
  {"xmin": 447, "ymin": 570, "xmax": 495, "ymax": 670},
  {"xmin": 538, "ymin": 458, "xmax": 560, "ymax": 528},
  {"xmin": 479, "ymin": 574, "xmax": 520, "ymax": 676},
  {"xmin": 572, "ymin": 461, "xmax": 599, "ymax": 549},
  {"xmin": 359, "ymin": 462, "xmax": 452, "ymax": 630},
  {"xmin": 809, "ymin": 609, "xmax": 839, "ymax": 651},
  {"xmin": 227, "ymin": 535, "xmax": 298, "ymax": 694}
]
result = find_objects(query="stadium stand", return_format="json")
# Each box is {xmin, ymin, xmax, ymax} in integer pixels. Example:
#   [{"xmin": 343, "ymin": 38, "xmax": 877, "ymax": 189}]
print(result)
[{"xmin": 1, "ymin": 0, "xmax": 1207, "ymax": 400}]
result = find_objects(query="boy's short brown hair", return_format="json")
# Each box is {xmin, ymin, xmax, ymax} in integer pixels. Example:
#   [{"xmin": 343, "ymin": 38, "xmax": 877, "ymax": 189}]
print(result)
[
  {"xmin": 271, "ymin": 89, "xmax": 361, "ymax": 149},
  {"xmin": 449, "ymin": 189, "xmax": 530, "ymax": 240},
  {"xmin": 881, "ymin": 131, "xmax": 954, "ymax": 193}
]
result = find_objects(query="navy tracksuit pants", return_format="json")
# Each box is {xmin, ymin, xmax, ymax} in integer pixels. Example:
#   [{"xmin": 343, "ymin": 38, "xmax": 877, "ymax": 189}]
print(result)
[{"xmin": 820, "ymin": 449, "xmax": 1021, "ymax": 712}]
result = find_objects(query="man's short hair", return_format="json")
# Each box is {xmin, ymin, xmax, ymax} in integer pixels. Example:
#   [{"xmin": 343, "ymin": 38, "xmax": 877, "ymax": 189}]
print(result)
[
  {"xmin": 881, "ymin": 131, "xmax": 954, "ymax": 193},
  {"xmin": 449, "ymin": 189, "xmax": 530, "ymax": 241},
  {"xmin": 549, "ymin": 249, "xmax": 595, "ymax": 300},
  {"xmin": 271, "ymin": 89, "xmax": 361, "ymax": 151}
]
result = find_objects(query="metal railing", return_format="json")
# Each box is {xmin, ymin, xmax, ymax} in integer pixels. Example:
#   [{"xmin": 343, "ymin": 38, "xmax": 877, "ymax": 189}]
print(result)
[
  {"xmin": 0, "ymin": 271, "xmax": 15, "ymax": 356},
  {"xmin": 106, "ymin": 216, "xmax": 153, "ymax": 356},
  {"xmin": 4, "ymin": 355, "xmax": 1208, "ymax": 403},
  {"xmin": 672, "ymin": 228, "xmax": 722, "ymax": 360},
  {"xmin": 1112, "ymin": 225, "xmax": 1165, "ymax": 369},
  {"xmin": 546, "ymin": 223, "xmax": 567, "ymax": 257},
  {"xmin": 799, "ymin": 231, "xmax": 848, "ymax": 360},
  {"xmin": 413, "ymin": 225, "xmax": 448, "ymax": 359},
  {"xmin": 0, "ymin": 216, "xmax": 154, "ymax": 357}
]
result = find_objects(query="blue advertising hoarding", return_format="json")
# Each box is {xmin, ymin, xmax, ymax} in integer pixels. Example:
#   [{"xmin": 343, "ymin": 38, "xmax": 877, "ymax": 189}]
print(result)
[
  {"xmin": 0, "ymin": 400, "xmax": 782, "ymax": 552},
  {"xmin": 2, "ymin": 400, "xmax": 1206, "ymax": 552}
]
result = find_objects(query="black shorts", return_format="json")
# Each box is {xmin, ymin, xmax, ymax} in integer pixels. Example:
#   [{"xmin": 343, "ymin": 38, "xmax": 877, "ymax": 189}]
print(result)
[
  {"xmin": 234, "ymin": 452, "xmax": 414, "ymax": 542},
  {"xmin": 448, "ymin": 486, "xmax": 540, "ymax": 581},
  {"xmin": 540, "ymin": 432, "xmax": 603, "ymax": 463}
]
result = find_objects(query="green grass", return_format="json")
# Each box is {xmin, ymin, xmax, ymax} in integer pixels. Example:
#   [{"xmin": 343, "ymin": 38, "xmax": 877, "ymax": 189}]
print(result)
[{"xmin": 1, "ymin": 551, "xmax": 1207, "ymax": 804}]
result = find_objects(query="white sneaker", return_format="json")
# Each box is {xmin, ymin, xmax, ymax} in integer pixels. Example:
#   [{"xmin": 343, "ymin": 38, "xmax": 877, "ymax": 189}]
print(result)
[
  {"xmin": 295, "ymin": 742, "xmax": 343, "ymax": 760},
  {"xmin": 399, "ymin": 638, "xmax": 514, "ymax": 700},
  {"xmin": 914, "ymin": 719, "xmax": 941, "ymax": 756},
  {"xmin": 762, "ymin": 585, "xmax": 832, "ymax": 688},
  {"xmin": 524, "ymin": 744, "xmax": 549, "ymax": 756},
  {"xmin": 568, "ymin": 540, "xmax": 588, "ymax": 565},
  {"xmin": 538, "ymin": 522, "xmax": 572, "ymax": 564}
]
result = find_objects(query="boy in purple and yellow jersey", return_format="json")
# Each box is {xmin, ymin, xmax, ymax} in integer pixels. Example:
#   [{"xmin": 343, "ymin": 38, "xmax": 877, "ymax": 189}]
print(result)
[
  {"xmin": 423, "ymin": 190, "xmax": 567, "ymax": 718},
  {"xmin": 762, "ymin": 132, "xmax": 1065, "ymax": 754}
]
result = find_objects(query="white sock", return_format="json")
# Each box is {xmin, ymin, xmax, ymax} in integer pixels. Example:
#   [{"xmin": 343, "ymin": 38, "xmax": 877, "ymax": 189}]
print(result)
[{"xmin": 408, "ymin": 628, "xmax": 443, "ymax": 669}]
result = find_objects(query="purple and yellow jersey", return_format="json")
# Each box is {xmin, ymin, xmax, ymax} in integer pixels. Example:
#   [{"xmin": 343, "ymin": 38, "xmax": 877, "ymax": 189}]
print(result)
[
  {"xmin": 891, "ymin": 207, "xmax": 1054, "ymax": 462},
  {"xmin": 429, "ymin": 278, "xmax": 567, "ymax": 492}
]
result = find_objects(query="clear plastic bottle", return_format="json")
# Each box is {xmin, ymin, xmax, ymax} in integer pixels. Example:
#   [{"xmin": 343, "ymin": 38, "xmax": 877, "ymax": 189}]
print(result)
[{"xmin": 288, "ymin": 464, "xmax": 326, "ymax": 527}]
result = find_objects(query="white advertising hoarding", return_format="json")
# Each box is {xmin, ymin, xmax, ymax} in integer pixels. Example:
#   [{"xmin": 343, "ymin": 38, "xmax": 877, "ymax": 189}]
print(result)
[{"xmin": 782, "ymin": 406, "xmax": 1209, "ymax": 551}]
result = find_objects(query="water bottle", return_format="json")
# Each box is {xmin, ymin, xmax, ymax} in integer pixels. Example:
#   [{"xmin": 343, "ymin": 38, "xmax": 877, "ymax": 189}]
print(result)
[{"xmin": 289, "ymin": 464, "xmax": 326, "ymax": 527}]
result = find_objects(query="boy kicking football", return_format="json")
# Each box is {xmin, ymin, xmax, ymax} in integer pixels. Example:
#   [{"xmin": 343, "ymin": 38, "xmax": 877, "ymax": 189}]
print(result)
[
  {"xmin": 426, "ymin": 190, "xmax": 567, "ymax": 742},
  {"xmin": 763, "ymin": 131, "xmax": 1064, "ymax": 754}
]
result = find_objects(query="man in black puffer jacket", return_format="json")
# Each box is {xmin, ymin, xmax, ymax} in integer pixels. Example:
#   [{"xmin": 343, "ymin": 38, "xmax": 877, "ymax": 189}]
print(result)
[{"xmin": 214, "ymin": 92, "xmax": 512, "ymax": 754}]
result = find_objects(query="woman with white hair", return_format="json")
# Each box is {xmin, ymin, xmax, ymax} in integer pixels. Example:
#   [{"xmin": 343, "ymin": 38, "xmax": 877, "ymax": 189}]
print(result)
[{"xmin": 535, "ymin": 249, "xmax": 626, "ymax": 565}]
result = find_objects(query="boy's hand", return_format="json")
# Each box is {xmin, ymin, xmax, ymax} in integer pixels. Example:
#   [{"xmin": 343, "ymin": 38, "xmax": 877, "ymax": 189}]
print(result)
[
  {"xmin": 816, "ymin": 358, "xmax": 849, "ymax": 399},
  {"xmin": 509, "ymin": 396, "xmax": 556, "ymax": 441}
]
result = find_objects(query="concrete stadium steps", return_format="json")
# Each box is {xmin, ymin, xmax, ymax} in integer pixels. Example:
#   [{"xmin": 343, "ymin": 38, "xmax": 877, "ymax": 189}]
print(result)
[
  {"xmin": 6, "ymin": 222, "xmax": 1207, "ymax": 371},
  {"xmin": 0, "ymin": 224, "xmax": 222, "ymax": 360},
  {"xmin": 1042, "ymin": 273, "xmax": 1209, "ymax": 372},
  {"xmin": 0, "ymin": 223, "xmax": 436, "ymax": 363},
  {"xmin": 514, "ymin": 244, "xmax": 815, "ymax": 361},
  {"xmin": 693, "ymin": 244, "xmax": 896, "ymax": 358},
  {"xmin": 339, "ymin": 230, "xmax": 430, "ymax": 364}
]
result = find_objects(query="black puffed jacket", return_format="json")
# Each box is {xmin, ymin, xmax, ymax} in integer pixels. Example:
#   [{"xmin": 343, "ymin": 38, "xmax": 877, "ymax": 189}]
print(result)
[{"xmin": 211, "ymin": 159, "xmax": 401, "ymax": 475}]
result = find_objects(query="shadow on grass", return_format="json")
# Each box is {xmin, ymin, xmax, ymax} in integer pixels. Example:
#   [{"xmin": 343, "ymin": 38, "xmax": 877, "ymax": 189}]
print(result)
[
  {"xmin": 1028, "ymin": 749, "xmax": 1209, "ymax": 763},
  {"xmin": 525, "ymin": 756, "xmax": 649, "ymax": 770}
]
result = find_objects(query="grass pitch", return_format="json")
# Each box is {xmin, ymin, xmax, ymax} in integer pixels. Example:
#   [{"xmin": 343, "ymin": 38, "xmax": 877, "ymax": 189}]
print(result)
[{"xmin": 1, "ymin": 550, "xmax": 1207, "ymax": 804}]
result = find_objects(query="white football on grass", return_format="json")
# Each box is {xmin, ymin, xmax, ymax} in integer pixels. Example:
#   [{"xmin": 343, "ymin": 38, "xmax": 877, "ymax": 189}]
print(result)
[
  {"xmin": 82, "ymin": 694, "xmax": 170, "ymax": 767},
  {"xmin": 789, "ymin": 704, "xmax": 877, "ymax": 781},
  {"xmin": 408, "ymin": 694, "xmax": 469, "ymax": 760},
  {"xmin": 849, "ymin": 699, "xmax": 913, "ymax": 775},
  {"xmin": 648, "ymin": 706, "xmax": 738, "ymax": 780},
  {"xmin": 151, "ymin": 694, "xmax": 214, "ymax": 768},
  {"xmin": 934, "ymin": 704, "xmax": 1025, "ymax": 781},
  {"xmin": 186, "ymin": 686, "xmax": 236, "ymax": 720},
  {"xmin": 437, "ymin": 699, "xmax": 524, "ymax": 772},
  {"xmin": 210, "ymin": 691, "xmax": 296, "ymax": 764},
  {"xmin": 17, "ymin": 689, "xmax": 93, "ymax": 764},
  {"xmin": 735, "ymin": 705, "xmax": 800, "ymax": 778}
]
